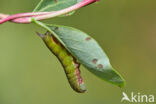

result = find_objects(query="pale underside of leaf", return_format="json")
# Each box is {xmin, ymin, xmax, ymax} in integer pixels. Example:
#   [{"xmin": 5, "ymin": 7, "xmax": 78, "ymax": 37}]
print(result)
[{"xmin": 48, "ymin": 25, "xmax": 125, "ymax": 87}]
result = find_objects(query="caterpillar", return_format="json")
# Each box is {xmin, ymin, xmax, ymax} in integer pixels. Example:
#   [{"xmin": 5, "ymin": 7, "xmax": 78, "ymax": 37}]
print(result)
[{"xmin": 37, "ymin": 31, "xmax": 86, "ymax": 93}]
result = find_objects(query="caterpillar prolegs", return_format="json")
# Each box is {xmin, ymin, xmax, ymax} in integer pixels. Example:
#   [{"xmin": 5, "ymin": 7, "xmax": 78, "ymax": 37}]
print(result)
[{"xmin": 37, "ymin": 31, "xmax": 86, "ymax": 93}]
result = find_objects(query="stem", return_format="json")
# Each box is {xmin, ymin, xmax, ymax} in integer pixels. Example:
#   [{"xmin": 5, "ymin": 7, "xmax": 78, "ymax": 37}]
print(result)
[
  {"xmin": 34, "ymin": 0, "xmax": 98, "ymax": 21},
  {"xmin": 31, "ymin": 18, "xmax": 51, "ymax": 31},
  {"xmin": 0, "ymin": 0, "xmax": 98, "ymax": 24},
  {"xmin": 0, "ymin": 12, "xmax": 50, "ymax": 24}
]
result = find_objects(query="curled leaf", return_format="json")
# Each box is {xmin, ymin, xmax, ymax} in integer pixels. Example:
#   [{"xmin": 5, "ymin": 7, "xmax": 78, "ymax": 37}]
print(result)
[{"xmin": 32, "ymin": 19, "xmax": 126, "ymax": 88}]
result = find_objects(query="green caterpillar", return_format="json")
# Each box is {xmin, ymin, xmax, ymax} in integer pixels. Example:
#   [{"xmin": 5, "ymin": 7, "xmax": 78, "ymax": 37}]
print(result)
[{"xmin": 37, "ymin": 31, "xmax": 86, "ymax": 93}]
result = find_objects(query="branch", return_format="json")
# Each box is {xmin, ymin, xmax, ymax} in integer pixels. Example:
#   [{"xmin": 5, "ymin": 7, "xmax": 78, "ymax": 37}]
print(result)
[{"xmin": 0, "ymin": 0, "xmax": 99, "ymax": 24}]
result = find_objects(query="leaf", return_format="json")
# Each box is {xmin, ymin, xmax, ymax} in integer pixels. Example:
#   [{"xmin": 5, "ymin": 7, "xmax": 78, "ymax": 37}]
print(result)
[
  {"xmin": 33, "ymin": 20, "xmax": 125, "ymax": 88},
  {"xmin": 33, "ymin": 0, "xmax": 82, "ymax": 13}
]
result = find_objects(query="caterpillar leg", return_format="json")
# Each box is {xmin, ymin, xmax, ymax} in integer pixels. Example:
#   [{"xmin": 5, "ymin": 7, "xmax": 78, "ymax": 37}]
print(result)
[{"xmin": 37, "ymin": 32, "xmax": 86, "ymax": 93}]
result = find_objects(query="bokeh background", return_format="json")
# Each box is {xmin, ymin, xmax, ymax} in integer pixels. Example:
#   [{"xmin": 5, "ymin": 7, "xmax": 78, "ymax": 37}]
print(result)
[{"xmin": 0, "ymin": 0, "xmax": 156, "ymax": 104}]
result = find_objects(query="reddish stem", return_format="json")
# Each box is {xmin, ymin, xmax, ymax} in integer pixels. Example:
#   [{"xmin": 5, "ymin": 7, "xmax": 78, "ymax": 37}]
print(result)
[
  {"xmin": 0, "ymin": 0, "xmax": 99, "ymax": 24},
  {"xmin": 0, "ymin": 12, "xmax": 50, "ymax": 24}
]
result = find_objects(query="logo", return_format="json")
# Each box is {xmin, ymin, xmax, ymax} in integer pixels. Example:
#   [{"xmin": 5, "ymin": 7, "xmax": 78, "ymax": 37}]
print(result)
[{"xmin": 121, "ymin": 92, "xmax": 155, "ymax": 103}]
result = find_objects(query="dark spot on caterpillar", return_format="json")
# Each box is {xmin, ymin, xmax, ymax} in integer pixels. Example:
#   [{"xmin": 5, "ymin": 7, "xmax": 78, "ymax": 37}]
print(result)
[
  {"xmin": 85, "ymin": 37, "xmax": 91, "ymax": 41},
  {"xmin": 98, "ymin": 64, "xmax": 103, "ymax": 69},
  {"xmin": 45, "ymin": 31, "xmax": 59, "ymax": 44},
  {"xmin": 52, "ymin": 35, "xmax": 59, "ymax": 44},
  {"xmin": 92, "ymin": 59, "xmax": 98, "ymax": 64},
  {"xmin": 73, "ymin": 58, "xmax": 80, "ymax": 68}
]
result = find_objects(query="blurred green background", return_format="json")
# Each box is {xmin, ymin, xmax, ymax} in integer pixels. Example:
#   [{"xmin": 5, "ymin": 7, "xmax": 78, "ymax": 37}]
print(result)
[{"xmin": 0, "ymin": 0, "xmax": 156, "ymax": 104}]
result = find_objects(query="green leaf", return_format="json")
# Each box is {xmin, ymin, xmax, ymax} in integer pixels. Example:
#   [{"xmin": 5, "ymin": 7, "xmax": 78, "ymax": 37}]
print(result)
[
  {"xmin": 32, "ymin": 19, "xmax": 125, "ymax": 88},
  {"xmin": 33, "ymin": 0, "xmax": 82, "ymax": 12}
]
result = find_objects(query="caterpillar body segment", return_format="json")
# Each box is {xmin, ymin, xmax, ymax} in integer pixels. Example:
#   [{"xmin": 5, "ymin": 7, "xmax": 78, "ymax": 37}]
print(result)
[{"xmin": 37, "ymin": 32, "xmax": 86, "ymax": 93}]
